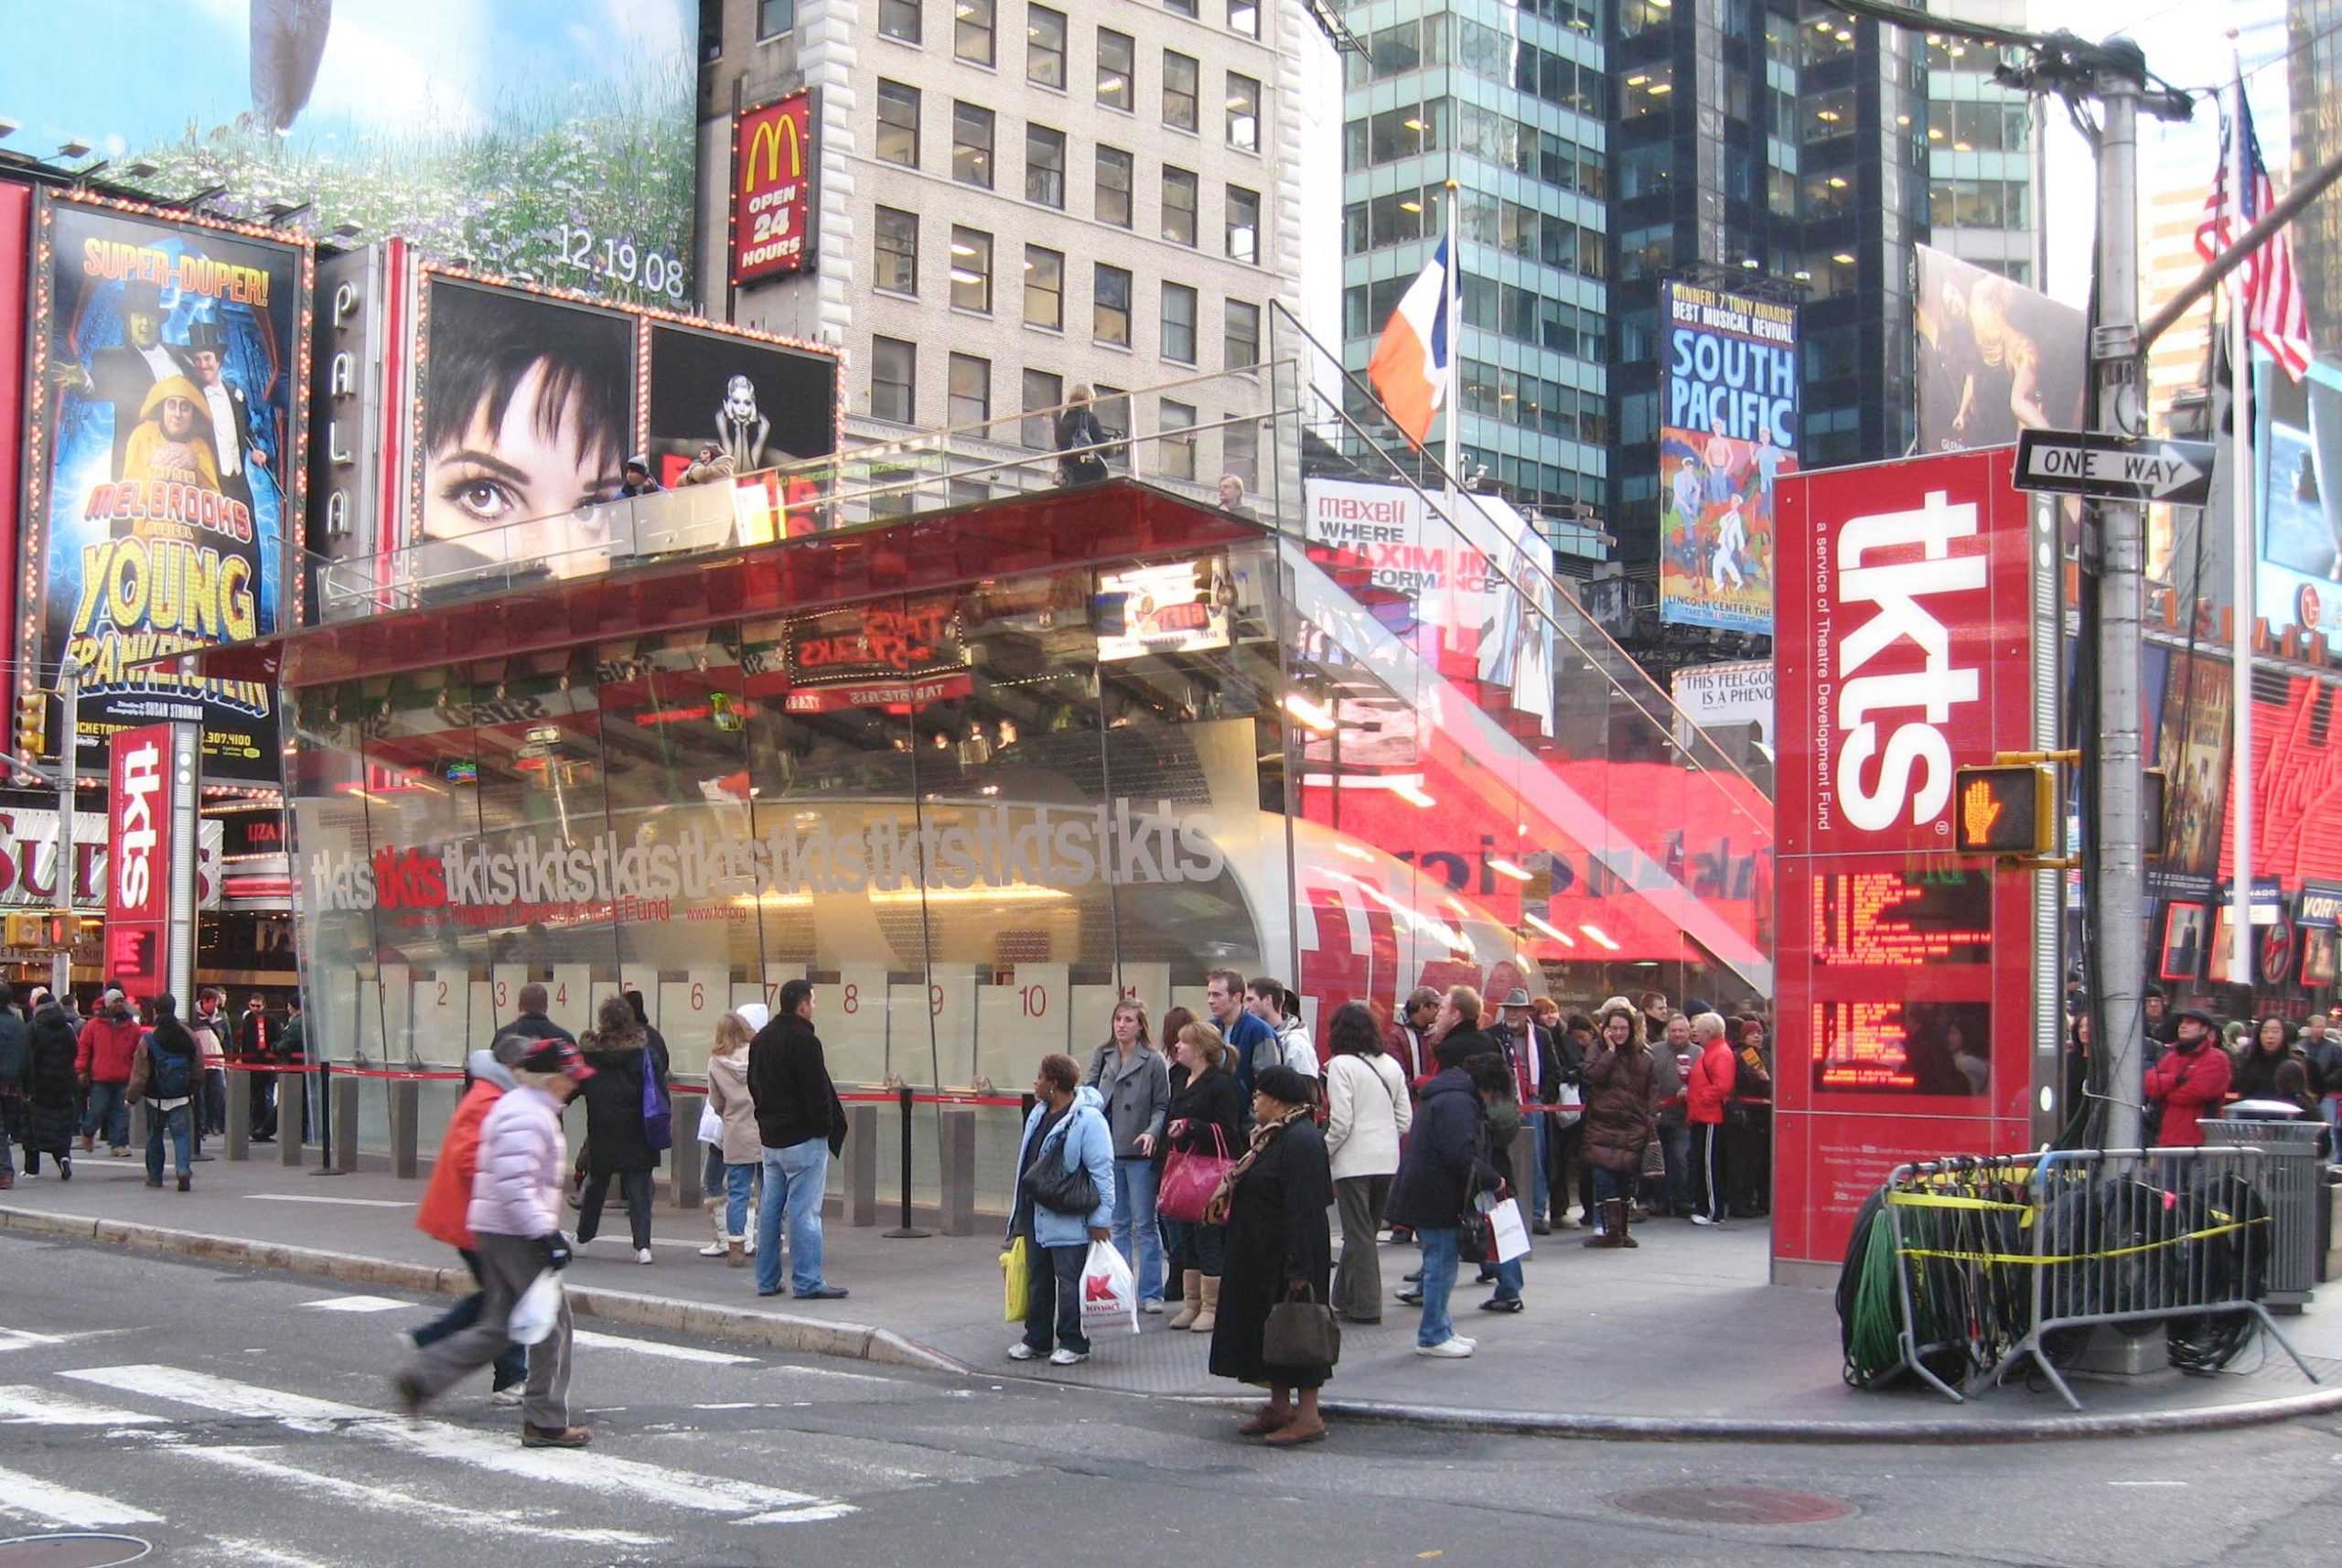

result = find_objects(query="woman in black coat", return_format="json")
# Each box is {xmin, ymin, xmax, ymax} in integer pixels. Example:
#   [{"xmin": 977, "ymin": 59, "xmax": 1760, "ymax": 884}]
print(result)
[
  {"xmin": 21, "ymin": 1004, "xmax": 81, "ymax": 1178},
  {"xmin": 1208, "ymin": 1066, "xmax": 1336, "ymax": 1446},
  {"xmin": 1055, "ymin": 386, "xmax": 1112, "ymax": 486},
  {"xmin": 1159, "ymin": 1019, "xmax": 1248, "ymax": 1331},
  {"xmin": 575, "ymin": 996, "xmax": 661, "ymax": 1261}
]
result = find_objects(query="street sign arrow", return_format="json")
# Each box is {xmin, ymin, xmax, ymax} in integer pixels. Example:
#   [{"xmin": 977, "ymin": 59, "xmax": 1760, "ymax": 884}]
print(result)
[{"xmin": 2011, "ymin": 429, "xmax": 2217, "ymax": 508}]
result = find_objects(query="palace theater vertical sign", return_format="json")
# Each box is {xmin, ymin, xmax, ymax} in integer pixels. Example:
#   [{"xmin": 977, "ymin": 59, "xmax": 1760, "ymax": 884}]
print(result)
[
  {"xmin": 731, "ymin": 91, "xmax": 815, "ymax": 284},
  {"xmin": 1771, "ymin": 450, "xmax": 2039, "ymax": 1278}
]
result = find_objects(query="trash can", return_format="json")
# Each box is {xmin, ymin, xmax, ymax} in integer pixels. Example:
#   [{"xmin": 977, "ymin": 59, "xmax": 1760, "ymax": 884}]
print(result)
[{"xmin": 2204, "ymin": 1115, "xmax": 2326, "ymax": 1309}]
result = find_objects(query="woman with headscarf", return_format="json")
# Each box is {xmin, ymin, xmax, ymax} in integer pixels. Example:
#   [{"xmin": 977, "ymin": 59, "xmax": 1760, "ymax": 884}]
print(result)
[
  {"xmin": 18, "ymin": 996, "xmax": 81, "ymax": 1180},
  {"xmin": 575, "ymin": 995, "xmax": 661, "ymax": 1263},
  {"xmin": 1579, "ymin": 996, "xmax": 1658, "ymax": 1250},
  {"xmin": 1208, "ymin": 1064, "xmax": 1336, "ymax": 1445}
]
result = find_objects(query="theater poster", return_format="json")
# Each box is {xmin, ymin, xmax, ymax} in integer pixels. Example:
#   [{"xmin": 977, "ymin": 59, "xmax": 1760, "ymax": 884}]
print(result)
[
  {"xmin": 23, "ymin": 194, "xmax": 308, "ymax": 782},
  {"xmin": 1656, "ymin": 282, "xmax": 1795, "ymax": 635}
]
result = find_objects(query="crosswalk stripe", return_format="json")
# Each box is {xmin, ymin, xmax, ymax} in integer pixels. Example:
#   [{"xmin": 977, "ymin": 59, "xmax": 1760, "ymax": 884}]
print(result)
[
  {"xmin": 296, "ymin": 1294, "xmax": 414, "ymax": 1313},
  {"xmin": 248, "ymin": 1194, "xmax": 412, "ymax": 1208},
  {"xmin": 571, "ymin": 1330, "xmax": 756, "ymax": 1366},
  {"xmin": 0, "ymin": 1385, "xmax": 161, "ymax": 1425},
  {"xmin": 0, "ymin": 1461, "xmax": 163, "ymax": 1526},
  {"xmin": 180, "ymin": 1444, "xmax": 667, "ymax": 1549},
  {"xmin": 65, "ymin": 1366, "xmax": 854, "ymax": 1523}
]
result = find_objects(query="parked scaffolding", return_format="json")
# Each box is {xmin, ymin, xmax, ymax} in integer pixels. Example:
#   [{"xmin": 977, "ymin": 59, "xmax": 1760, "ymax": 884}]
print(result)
[{"xmin": 1840, "ymin": 1146, "xmax": 2319, "ymax": 1408}]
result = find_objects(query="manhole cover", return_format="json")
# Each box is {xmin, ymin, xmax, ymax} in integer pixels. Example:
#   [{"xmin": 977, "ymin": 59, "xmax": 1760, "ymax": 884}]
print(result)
[
  {"xmin": 1607, "ymin": 1486, "xmax": 1855, "ymax": 1526},
  {"xmin": 0, "ymin": 1538, "xmax": 153, "ymax": 1568}
]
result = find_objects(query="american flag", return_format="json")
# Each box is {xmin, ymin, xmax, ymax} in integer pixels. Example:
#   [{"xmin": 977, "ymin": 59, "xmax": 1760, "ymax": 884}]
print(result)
[{"xmin": 2195, "ymin": 84, "xmax": 2314, "ymax": 381}]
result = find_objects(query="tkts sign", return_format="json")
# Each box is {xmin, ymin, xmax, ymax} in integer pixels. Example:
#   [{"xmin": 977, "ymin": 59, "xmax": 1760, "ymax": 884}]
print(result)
[
  {"xmin": 732, "ymin": 91, "xmax": 815, "ymax": 284},
  {"xmin": 105, "ymin": 723, "xmax": 181, "ymax": 996}
]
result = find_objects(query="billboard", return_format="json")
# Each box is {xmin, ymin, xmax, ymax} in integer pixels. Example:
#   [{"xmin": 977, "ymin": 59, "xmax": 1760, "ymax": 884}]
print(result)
[
  {"xmin": 1096, "ymin": 559, "xmax": 1234, "ymax": 661},
  {"xmin": 2252, "ymin": 360, "xmax": 2342, "ymax": 649},
  {"xmin": 24, "ymin": 194, "xmax": 306, "ymax": 781},
  {"xmin": 2154, "ymin": 650, "xmax": 2234, "ymax": 901},
  {"xmin": 1914, "ymin": 245, "xmax": 2088, "ymax": 454},
  {"xmin": 732, "ymin": 92, "xmax": 816, "ymax": 285},
  {"xmin": 4, "ymin": 2, "xmax": 695, "ymax": 306},
  {"xmin": 644, "ymin": 321, "xmax": 840, "ymax": 485},
  {"xmin": 1772, "ymin": 449, "xmax": 2040, "ymax": 1270},
  {"xmin": 1671, "ymin": 659, "xmax": 1774, "ymax": 747},
  {"xmin": 1656, "ymin": 283, "xmax": 1795, "ymax": 634}
]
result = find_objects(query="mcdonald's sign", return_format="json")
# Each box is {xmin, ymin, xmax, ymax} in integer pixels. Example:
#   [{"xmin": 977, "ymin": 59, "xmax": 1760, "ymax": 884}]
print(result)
[{"xmin": 732, "ymin": 91, "xmax": 815, "ymax": 284}]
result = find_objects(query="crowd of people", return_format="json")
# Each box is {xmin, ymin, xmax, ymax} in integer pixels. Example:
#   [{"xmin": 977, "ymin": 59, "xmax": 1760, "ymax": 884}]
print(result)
[
  {"xmin": 0, "ymin": 983, "xmax": 305, "ymax": 1192},
  {"xmin": 2066, "ymin": 988, "xmax": 2342, "ymax": 1148}
]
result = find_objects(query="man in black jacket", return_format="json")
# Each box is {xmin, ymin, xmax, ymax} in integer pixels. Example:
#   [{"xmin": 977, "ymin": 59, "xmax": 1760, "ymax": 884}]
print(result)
[
  {"xmin": 747, "ymin": 979, "xmax": 849, "ymax": 1301},
  {"xmin": 502, "ymin": 984, "xmax": 576, "ymax": 1047},
  {"xmin": 1384, "ymin": 1059, "xmax": 1501, "ymax": 1359}
]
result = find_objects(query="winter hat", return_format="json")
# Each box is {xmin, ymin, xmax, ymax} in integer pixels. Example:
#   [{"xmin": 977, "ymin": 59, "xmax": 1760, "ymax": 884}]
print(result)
[{"xmin": 736, "ymin": 1002, "xmax": 770, "ymax": 1034}]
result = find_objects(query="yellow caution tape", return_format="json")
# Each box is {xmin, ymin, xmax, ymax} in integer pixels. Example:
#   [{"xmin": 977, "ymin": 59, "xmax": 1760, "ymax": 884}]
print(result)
[{"xmin": 1896, "ymin": 1215, "xmax": 2270, "ymax": 1267}]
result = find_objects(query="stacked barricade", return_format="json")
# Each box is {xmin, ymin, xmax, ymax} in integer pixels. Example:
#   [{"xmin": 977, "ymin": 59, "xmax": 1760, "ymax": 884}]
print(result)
[{"xmin": 1842, "ymin": 1147, "xmax": 2318, "ymax": 1408}]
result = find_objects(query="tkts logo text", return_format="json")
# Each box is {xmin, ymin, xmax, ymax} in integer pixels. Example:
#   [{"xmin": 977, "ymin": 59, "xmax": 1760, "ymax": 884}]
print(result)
[
  {"xmin": 113, "ymin": 739, "xmax": 163, "ymax": 908},
  {"xmin": 1830, "ymin": 490, "xmax": 1985, "ymax": 835}
]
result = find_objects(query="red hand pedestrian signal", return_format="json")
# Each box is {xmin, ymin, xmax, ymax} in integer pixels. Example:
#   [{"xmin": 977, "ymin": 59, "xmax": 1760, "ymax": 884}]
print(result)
[
  {"xmin": 1962, "ymin": 779, "xmax": 2003, "ymax": 846},
  {"xmin": 1950, "ymin": 763, "xmax": 2053, "ymax": 856}
]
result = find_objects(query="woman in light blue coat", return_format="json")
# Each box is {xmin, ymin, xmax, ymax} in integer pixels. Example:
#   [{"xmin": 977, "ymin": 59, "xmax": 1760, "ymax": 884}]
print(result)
[{"xmin": 1008, "ymin": 1055, "xmax": 1116, "ymax": 1366}]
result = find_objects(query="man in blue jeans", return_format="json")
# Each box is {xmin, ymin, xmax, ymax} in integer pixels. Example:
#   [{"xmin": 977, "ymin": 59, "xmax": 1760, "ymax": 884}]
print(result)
[
  {"xmin": 1381, "ymin": 1036, "xmax": 1501, "ymax": 1359},
  {"xmin": 747, "ymin": 979, "xmax": 849, "ymax": 1300}
]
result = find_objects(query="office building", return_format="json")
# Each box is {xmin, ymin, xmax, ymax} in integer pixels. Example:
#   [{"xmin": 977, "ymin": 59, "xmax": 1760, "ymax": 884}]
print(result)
[{"xmin": 1919, "ymin": 1, "xmax": 2043, "ymax": 288}]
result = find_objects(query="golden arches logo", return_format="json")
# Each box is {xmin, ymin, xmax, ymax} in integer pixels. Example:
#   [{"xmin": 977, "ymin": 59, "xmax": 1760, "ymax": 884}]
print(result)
[{"xmin": 741, "ymin": 105, "xmax": 804, "ymax": 193}]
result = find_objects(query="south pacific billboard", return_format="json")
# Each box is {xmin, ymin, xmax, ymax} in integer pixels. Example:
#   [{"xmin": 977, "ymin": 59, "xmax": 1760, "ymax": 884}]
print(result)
[
  {"xmin": 1657, "ymin": 282, "xmax": 1796, "ymax": 635},
  {"xmin": 23, "ymin": 194, "xmax": 309, "ymax": 782}
]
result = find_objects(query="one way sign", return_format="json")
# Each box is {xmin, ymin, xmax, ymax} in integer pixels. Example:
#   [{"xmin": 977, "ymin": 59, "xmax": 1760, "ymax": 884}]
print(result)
[{"xmin": 2011, "ymin": 429, "xmax": 2216, "ymax": 508}]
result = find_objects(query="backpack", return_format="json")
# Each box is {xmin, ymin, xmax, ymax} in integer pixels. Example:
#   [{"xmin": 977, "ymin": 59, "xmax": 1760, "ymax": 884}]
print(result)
[{"xmin": 148, "ymin": 1036, "xmax": 194, "ymax": 1101}]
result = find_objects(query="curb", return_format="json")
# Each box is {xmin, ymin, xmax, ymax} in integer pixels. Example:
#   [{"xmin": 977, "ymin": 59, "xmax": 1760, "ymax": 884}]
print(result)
[
  {"xmin": 0, "ymin": 1205, "xmax": 967, "ymax": 1378},
  {"xmin": 9, "ymin": 1204, "xmax": 2334, "ymax": 1440}
]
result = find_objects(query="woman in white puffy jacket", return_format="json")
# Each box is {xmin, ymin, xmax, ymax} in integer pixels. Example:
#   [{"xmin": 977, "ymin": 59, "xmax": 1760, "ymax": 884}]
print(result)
[{"xmin": 1322, "ymin": 1002, "xmax": 1413, "ymax": 1323}]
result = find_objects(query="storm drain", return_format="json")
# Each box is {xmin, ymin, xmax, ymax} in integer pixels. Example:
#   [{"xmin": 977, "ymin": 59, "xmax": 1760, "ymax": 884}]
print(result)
[
  {"xmin": 0, "ymin": 1536, "xmax": 154, "ymax": 1568},
  {"xmin": 1606, "ymin": 1486, "xmax": 1856, "ymax": 1526}
]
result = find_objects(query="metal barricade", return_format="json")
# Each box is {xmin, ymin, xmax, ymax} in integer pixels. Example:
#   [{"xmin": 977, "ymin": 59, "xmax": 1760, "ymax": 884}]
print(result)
[
  {"xmin": 2202, "ymin": 1119, "xmax": 2326, "ymax": 1308},
  {"xmin": 1872, "ymin": 1147, "xmax": 2319, "ymax": 1409}
]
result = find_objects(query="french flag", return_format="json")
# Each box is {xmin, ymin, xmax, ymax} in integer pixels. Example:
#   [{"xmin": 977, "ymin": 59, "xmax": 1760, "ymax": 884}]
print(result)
[{"xmin": 1367, "ymin": 238, "xmax": 1452, "ymax": 449}]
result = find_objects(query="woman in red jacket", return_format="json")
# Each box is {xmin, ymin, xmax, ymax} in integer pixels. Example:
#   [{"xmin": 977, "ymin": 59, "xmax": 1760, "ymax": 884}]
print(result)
[
  {"xmin": 407, "ymin": 1039, "xmax": 529, "ymax": 1402},
  {"xmin": 1684, "ymin": 1013, "xmax": 1736, "ymax": 1226},
  {"xmin": 2143, "ymin": 1009, "xmax": 2234, "ymax": 1148}
]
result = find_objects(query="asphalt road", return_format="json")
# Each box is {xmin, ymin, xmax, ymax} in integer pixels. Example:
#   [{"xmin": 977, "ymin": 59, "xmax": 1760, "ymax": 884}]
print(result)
[{"xmin": 3, "ymin": 1233, "xmax": 2341, "ymax": 1568}]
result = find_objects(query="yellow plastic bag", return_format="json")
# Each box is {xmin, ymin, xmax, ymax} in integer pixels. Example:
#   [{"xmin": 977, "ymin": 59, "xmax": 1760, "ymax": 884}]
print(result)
[{"xmin": 1001, "ymin": 1237, "xmax": 1029, "ymax": 1323}]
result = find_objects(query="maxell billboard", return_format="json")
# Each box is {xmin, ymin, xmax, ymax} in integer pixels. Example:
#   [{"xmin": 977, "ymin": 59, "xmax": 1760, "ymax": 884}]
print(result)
[{"xmin": 1770, "ymin": 449, "xmax": 2039, "ymax": 1276}]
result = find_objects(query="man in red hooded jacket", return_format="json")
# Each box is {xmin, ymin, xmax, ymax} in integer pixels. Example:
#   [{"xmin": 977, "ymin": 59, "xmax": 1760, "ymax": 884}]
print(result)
[
  {"xmin": 75, "ymin": 989, "xmax": 144, "ymax": 1157},
  {"xmin": 2143, "ymin": 1009, "xmax": 2234, "ymax": 1147},
  {"xmin": 407, "ymin": 1037, "xmax": 530, "ymax": 1400}
]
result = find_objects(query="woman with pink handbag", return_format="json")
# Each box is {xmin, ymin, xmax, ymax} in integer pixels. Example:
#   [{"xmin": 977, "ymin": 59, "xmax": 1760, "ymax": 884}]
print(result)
[{"xmin": 1156, "ymin": 1019, "xmax": 1245, "ymax": 1333}]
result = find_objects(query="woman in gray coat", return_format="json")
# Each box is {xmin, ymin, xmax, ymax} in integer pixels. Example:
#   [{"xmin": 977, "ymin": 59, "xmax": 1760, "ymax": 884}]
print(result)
[{"xmin": 1087, "ymin": 999, "xmax": 1172, "ymax": 1312}]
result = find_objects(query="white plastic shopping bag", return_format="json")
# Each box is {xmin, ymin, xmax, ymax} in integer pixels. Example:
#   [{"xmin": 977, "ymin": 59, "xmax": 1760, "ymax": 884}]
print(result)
[
  {"xmin": 696, "ymin": 1101, "xmax": 725, "ymax": 1146},
  {"xmin": 1078, "ymin": 1240, "xmax": 1140, "ymax": 1335},
  {"xmin": 1488, "ymin": 1197, "xmax": 1532, "ymax": 1264},
  {"xmin": 510, "ymin": 1269, "xmax": 564, "ymax": 1346}
]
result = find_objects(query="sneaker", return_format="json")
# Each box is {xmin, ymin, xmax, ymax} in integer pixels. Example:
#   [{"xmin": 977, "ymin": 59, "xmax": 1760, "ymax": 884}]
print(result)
[
  {"xmin": 1394, "ymin": 1288, "xmax": 1423, "ymax": 1307},
  {"xmin": 635, "ymin": 1248, "xmax": 655, "ymax": 1264},
  {"xmin": 110, "ymin": 1147, "xmax": 130, "ymax": 1159},
  {"xmin": 491, "ymin": 1386, "xmax": 524, "ymax": 1407},
  {"xmin": 521, "ymin": 1423, "xmax": 592, "ymax": 1448},
  {"xmin": 1140, "ymin": 1298, "xmax": 1166, "ymax": 1316},
  {"xmin": 177, "ymin": 1175, "xmax": 190, "ymax": 1193},
  {"xmin": 697, "ymin": 1241, "xmax": 726, "ymax": 1258},
  {"xmin": 1691, "ymin": 1214, "xmax": 1718, "ymax": 1227},
  {"xmin": 1048, "ymin": 1348, "xmax": 1089, "ymax": 1366},
  {"xmin": 1006, "ymin": 1342, "xmax": 1038, "ymax": 1361},
  {"xmin": 1414, "ymin": 1337, "xmax": 1475, "ymax": 1359},
  {"xmin": 1478, "ymin": 1296, "xmax": 1525, "ymax": 1314},
  {"xmin": 58, "ymin": 1156, "xmax": 69, "ymax": 1181},
  {"xmin": 794, "ymin": 1284, "xmax": 849, "ymax": 1300}
]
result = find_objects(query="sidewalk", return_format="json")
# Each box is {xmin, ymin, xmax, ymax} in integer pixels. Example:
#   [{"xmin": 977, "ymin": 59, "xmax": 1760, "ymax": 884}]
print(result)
[{"xmin": 6, "ymin": 1148, "xmax": 2340, "ymax": 1438}]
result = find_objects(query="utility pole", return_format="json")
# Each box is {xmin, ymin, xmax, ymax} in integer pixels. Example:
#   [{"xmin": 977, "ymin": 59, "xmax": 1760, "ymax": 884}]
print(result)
[
  {"xmin": 50, "ymin": 658, "xmax": 79, "ymax": 1005},
  {"xmin": 2090, "ymin": 62, "xmax": 2148, "ymax": 1149}
]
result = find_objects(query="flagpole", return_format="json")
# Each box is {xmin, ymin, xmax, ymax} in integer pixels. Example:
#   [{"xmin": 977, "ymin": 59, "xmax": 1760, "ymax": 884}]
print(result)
[
  {"xmin": 2228, "ymin": 58, "xmax": 2255, "ymax": 986},
  {"xmin": 1441, "ymin": 177, "xmax": 1461, "ymax": 502}
]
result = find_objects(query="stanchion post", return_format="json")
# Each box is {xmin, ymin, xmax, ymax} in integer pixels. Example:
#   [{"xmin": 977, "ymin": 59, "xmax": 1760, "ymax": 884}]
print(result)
[
  {"xmin": 843, "ymin": 1102, "xmax": 878, "ymax": 1226},
  {"xmin": 389, "ymin": 1079, "xmax": 420, "ymax": 1179},
  {"xmin": 225, "ymin": 1066, "xmax": 251, "ymax": 1161},
  {"xmin": 279, "ymin": 1065, "xmax": 306, "ymax": 1168},
  {"xmin": 316, "ymin": 1061, "xmax": 334, "ymax": 1173},
  {"xmin": 330, "ymin": 1071, "xmax": 359, "ymax": 1175},
  {"xmin": 883, "ymin": 1084, "xmax": 930, "ymax": 1239}
]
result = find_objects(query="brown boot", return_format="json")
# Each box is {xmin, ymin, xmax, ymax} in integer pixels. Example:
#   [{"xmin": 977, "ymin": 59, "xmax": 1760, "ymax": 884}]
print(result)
[
  {"xmin": 81, "ymin": 1133, "xmax": 94, "ymax": 1154},
  {"xmin": 1166, "ymin": 1269, "xmax": 1203, "ymax": 1330},
  {"xmin": 1190, "ymin": 1275, "xmax": 1221, "ymax": 1333},
  {"xmin": 1582, "ymin": 1199, "xmax": 1617, "ymax": 1248},
  {"xmin": 1612, "ymin": 1199, "xmax": 1638, "ymax": 1249},
  {"xmin": 726, "ymin": 1239, "xmax": 746, "ymax": 1268}
]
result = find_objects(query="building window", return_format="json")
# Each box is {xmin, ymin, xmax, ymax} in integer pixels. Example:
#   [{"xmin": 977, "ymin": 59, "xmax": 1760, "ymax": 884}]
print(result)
[
  {"xmin": 1022, "ymin": 369, "xmax": 1063, "ymax": 447},
  {"xmin": 956, "ymin": 0, "xmax": 994, "ymax": 64},
  {"xmin": 1224, "ymin": 299, "xmax": 1259, "ymax": 368},
  {"xmin": 1095, "ymin": 145, "xmax": 1133, "ymax": 227},
  {"xmin": 1226, "ymin": 72, "xmax": 1260, "ymax": 151},
  {"xmin": 948, "ymin": 352, "xmax": 991, "ymax": 427},
  {"xmin": 1025, "ymin": 124, "xmax": 1066, "ymax": 207},
  {"xmin": 872, "ymin": 337, "xmax": 916, "ymax": 423},
  {"xmin": 1024, "ymin": 244, "xmax": 1064, "ymax": 328},
  {"xmin": 878, "ymin": 0, "xmax": 919, "ymax": 42},
  {"xmin": 1230, "ymin": 0, "xmax": 1259, "ymax": 38},
  {"xmin": 950, "ymin": 226, "xmax": 993, "ymax": 312},
  {"xmin": 758, "ymin": 0, "xmax": 796, "ymax": 38},
  {"xmin": 951, "ymin": 102, "xmax": 994, "ymax": 188},
  {"xmin": 1098, "ymin": 28, "xmax": 1134, "ymax": 111},
  {"xmin": 1166, "ymin": 0, "xmax": 1198, "ymax": 16},
  {"xmin": 1027, "ymin": 4, "xmax": 1066, "ymax": 86},
  {"xmin": 1095, "ymin": 263, "xmax": 1133, "ymax": 346},
  {"xmin": 1622, "ymin": 62, "xmax": 1672, "ymax": 121},
  {"xmin": 1161, "ymin": 282, "xmax": 1198, "ymax": 362},
  {"xmin": 1223, "ymin": 413, "xmax": 1257, "ymax": 488},
  {"xmin": 873, "ymin": 206, "xmax": 919, "ymax": 295},
  {"xmin": 1160, "ymin": 399, "xmax": 1197, "ymax": 479},
  {"xmin": 1164, "ymin": 50, "xmax": 1199, "ymax": 131},
  {"xmin": 876, "ymin": 80, "xmax": 919, "ymax": 166},
  {"xmin": 1225, "ymin": 184, "xmax": 1259, "ymax": 263},
  {"xmin": 1094, "ymin": 384, "xmax": 1129, "ymax": 437},
  {"xmin": 1162, "ymin": 166, "xmax": 1198, "ymax": 246}
]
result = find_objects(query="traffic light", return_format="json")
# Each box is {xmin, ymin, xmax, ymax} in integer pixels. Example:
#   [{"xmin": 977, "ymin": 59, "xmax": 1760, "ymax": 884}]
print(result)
[
  {"xmin": 1953, "ymin": 763, "xmax": 2057, "ymax": 857},
  {"xmin": 2, "ymin": 912, "xmax": 42, "ymax": 949},
  {"xmin": 16, "ymin": 694, "xmax": 44, "ymax": 764}
]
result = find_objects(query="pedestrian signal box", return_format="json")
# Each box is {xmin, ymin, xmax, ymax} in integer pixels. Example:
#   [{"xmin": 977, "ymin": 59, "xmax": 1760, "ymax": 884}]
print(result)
[{"xmin": 1952, "ymin": 763, "xmax": 2057, "ymax": 857}]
